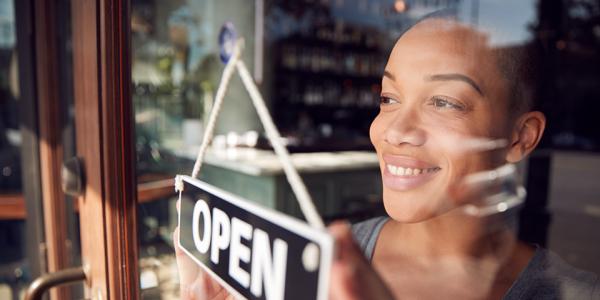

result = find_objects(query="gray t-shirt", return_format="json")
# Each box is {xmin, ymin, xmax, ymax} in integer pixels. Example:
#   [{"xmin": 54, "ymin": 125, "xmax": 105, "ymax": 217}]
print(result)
[{"xmin": 352, "ymin": 216, "xmax": 600, "ymax": 299}]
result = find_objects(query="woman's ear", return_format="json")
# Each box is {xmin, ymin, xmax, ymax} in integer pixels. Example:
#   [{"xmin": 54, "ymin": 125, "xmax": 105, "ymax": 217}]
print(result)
[{"xmin": 505, "ymin": 111, "xmax": 546, "ymax": 163}]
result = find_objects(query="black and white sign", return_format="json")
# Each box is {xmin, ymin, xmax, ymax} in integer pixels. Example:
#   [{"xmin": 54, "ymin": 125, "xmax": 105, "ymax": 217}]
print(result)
[{"xmin": 177, "ymin": 175, "xmax": 334, "ymax": 300}]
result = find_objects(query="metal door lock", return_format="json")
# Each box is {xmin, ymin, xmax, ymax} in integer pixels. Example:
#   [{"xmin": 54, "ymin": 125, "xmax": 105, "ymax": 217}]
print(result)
[{"xmin": 62, "ymin": 157, "xmax": 85, "ymax": 197}]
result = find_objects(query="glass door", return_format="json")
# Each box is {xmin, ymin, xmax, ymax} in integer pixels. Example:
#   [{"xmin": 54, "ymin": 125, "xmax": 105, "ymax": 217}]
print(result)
[{"xmin": 1, "ymin": 0, "xmax": 141, "ymax": 299}]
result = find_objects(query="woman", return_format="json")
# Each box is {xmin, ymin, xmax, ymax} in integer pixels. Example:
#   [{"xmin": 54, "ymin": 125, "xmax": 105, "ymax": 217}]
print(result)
[
  {"xmin": 174, "ymin": 16, "xmax": 599, "ymax": 300},
  {"xmin": 333, "ymin": 16, "xmax": 598, "ymax": 300}
]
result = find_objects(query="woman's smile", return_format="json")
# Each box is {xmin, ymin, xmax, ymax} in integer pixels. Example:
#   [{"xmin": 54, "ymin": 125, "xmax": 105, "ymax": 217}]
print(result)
[{"xmin": 382, "ymin": 154, "xmax": 442, "ymax": 191}]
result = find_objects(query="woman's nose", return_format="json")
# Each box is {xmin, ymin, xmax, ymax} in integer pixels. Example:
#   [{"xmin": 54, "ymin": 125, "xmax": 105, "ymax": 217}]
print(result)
[{"xmin": 383, "ymin": 109, "xmax": 426, "ymax": 147}]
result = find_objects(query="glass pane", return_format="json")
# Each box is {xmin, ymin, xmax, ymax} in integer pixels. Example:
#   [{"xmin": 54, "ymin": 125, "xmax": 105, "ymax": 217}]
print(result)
[
  {"xmin": 0, "ymin": 0, "xmax": 82, "ymax": 298},
  {"xmin": 133, "ymin": 0, "xmax": 600, "ymax": 299},
  {"xmin": 132, "ymin": 1, "xmax": 212, "ymax": 298},
  {"xmin": 132, "ymin": 1, "xmax": 264, "ymax": 298},
  {"xmin": 0, "ymin": 0, "xmax": 32, "ymax": 297}
]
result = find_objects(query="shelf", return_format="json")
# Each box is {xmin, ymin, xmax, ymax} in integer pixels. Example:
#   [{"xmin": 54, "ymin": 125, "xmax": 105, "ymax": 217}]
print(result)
[
  {"xmin": 0, "ymin": 175, "xmax": 176, "ymax": 220},
  {"xmin": 276, "ymin": 102, "xmax": 379, "ymax": 110},
  {"xmin": 278, "ymin": 33, "xmax": 383, "ymax": 53},
  {"xmin": 276, "ymin": 67, "xmax": 382, "ymax": 82},
  {"xmin": 137, "ymin": 178, "xmax": 175, "ymax": 204},
  {"xmin": 0, "ymin": 194, "xmax": 25, "ymax": 220}
]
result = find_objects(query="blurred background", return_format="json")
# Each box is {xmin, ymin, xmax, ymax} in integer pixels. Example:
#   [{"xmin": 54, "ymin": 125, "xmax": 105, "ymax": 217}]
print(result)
[{"xmin": 1, "ymin": 0, "xmax": 600, "ymax": 299}]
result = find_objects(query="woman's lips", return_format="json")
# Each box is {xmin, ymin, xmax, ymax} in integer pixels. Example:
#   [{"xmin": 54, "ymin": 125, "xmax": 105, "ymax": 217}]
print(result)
[{"xmin": 381, "ymin": 155, "xmax": 441, "ymax": 191}]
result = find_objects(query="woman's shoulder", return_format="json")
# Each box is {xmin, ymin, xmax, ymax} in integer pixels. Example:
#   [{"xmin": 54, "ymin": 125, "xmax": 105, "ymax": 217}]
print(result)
[
  {"xmin": 351, "ymin": 216, "xmax": 389, "ymax": 261},
  {"xmin": 505, "ymin": 248, "xmax": 600, "ymax": 299}
]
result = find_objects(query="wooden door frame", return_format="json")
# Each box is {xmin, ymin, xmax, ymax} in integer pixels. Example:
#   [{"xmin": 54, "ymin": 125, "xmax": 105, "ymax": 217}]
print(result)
[
  {"xmin": 33, "ymin": 0, "xmax": 71, "ymax": 298},
  {"xmin": 13, "ymin": 2, "xmax": 73, "ymax": 299},
  {"xmin": 71, "ymin": 0, "xmax": 139, "ymax": 299}
]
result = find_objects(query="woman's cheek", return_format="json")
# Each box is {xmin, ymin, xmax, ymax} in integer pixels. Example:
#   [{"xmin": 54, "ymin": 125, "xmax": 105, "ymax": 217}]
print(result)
[{"xmin": 369, "ymin": 113, "xmax": 389, "ymax": 148}]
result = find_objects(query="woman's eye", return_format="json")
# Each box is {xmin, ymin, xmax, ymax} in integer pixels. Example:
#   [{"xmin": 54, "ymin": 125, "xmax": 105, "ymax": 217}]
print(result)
[
  {"xmin": 431, "ymin": 96, "xmax": 465, "ymax": 111},
  {"xmin": 380, "ymin": 96, "xmax": 399, "ymax": 105}
]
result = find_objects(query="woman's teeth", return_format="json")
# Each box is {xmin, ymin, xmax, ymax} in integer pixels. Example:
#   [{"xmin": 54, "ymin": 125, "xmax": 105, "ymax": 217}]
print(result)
[{"xmin": 386, "ymin": 164, "xmax": 440, "ymax": 176}]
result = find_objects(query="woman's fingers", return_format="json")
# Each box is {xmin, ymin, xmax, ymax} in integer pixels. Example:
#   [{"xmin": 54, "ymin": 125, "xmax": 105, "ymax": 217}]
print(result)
[
  {"xmin": 174, "ymin": 201, "xmax": 201, "ymax": 297},
  {"xmin": 329, "ymin": 222, "xmax": 361, "ymax": 300},
  {"xmin": 174, "ymin": 226, "xmax": 234, "ymax": 300},
  {"xmin": 173, "ymin": 227, "xmax": 200, "ymax": 291},
  {"xmin": 328, "ymin": 222, "xmax": 395, "ymax": 300}
]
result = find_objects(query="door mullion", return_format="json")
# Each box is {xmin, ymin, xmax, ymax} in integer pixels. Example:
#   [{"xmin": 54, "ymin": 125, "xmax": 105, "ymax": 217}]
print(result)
[
  {"xmin": 34, "ymin": 0, "xmax": 71, "ymax": 298},
  {"xmin": 72, "ymin": 0, "xmax": 139, "ymax": 298},
  {"xmin": 15, "ymin": 0, "xmax": 47, "ymax": 286}
]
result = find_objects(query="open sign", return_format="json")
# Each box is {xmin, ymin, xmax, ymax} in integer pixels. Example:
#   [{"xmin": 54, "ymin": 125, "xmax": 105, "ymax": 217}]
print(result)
[{"xmin": 177, "ymin": 175, "xmax": 334, "ymax": 300}]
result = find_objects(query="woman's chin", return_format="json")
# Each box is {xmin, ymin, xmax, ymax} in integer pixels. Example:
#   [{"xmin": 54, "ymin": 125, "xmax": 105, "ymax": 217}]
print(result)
[
  {"xmin": 382, "ymin": 190, "xmax": 454, "ymax": 223},
  {"xmin": 383, "ymin": 199, "xmax": 436, "ymax": 223}
]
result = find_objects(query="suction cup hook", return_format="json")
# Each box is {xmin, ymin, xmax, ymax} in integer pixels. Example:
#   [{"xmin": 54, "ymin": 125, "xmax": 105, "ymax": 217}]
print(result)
[
  {"xmin": 462, "ymin": 164, "xmax": 526, "ymax": 217},
  {"xmin": 219, "ymin": 22, "xmax": 238, "ymax": 64}
]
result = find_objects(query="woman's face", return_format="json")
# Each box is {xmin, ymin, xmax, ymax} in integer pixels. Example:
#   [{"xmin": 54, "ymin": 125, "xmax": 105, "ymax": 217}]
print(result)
[{"xmin": 370, "ymin": 19, "xmax": 514, "ymax": 222}]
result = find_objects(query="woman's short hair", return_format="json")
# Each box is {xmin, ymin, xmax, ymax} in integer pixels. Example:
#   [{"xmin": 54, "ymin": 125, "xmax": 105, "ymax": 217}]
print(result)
[{"xmin": 398, "ymin": 9, "xmax": 540, "ymax": 117}]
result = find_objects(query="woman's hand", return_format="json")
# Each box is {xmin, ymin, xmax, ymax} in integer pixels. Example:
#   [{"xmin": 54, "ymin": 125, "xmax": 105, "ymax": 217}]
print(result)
[
  {"xmin": 173, "ymin": 197, "xmax": 233, "ymax": 300},
  {"xmin": 173, "ymin": 226, "xmax": 235, "ymax": 300},
  {"xmin": 328, "ymin": 222, "xmax": 395, "ymax": 300},
  {"xmin": 173, "ymin": 197, "xmax": 393, "ymax": 300}
]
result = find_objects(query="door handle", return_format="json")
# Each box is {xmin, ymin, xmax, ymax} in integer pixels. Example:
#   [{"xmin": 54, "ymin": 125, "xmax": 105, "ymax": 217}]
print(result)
[
  {"xmin": 25, "ymin": 267, "xmax": 86, "ymax": 300},
  {"xmin": 62, "ymin": 157, "xmax": 85, "ymax": 197}
]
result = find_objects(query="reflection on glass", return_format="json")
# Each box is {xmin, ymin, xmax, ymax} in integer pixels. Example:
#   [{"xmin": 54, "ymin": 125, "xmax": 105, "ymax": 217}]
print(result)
[
  {"xmin": 0, "ymin": 0, "xmax": 19, "ymax": 194},
  {"xmin": 0, "ymin": 0, "xmax": 27, "ymax": 298},
  {"xmin": 132, "ymin": 1, "xmax": 221, "ymax": 298},
  {"xmin": 133, "ymin": 0, "xmax": 218, "ymax": 161},
  {"xmin": 134, "ymin": 0, "xmax": 600, "ymax": 299}
]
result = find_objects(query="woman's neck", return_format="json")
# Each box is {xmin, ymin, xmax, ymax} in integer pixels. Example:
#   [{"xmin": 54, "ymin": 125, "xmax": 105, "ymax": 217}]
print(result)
[
  {"xmin": 381, "ymin": 208, "xmax": 520, "ymax": 262},
  {"xmin": 374, "ymin": 210, "xmax": 534, "ymax": 299}
]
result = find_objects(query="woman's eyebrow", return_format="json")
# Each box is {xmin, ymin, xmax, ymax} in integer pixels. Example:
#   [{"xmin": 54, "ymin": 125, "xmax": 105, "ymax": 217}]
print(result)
[
  {"xmin": 425, "ymin": 73, "xmax": 484, "ymax": 96},
  {"xmin": 383, "ymin": 70, "xmax": 396, "ymax": 81}
]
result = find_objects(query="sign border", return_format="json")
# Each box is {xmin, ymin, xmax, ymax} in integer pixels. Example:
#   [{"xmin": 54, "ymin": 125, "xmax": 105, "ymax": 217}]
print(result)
[{"xmin": 176, "ymin": 175, "xmax": 334, "ymax": 300}]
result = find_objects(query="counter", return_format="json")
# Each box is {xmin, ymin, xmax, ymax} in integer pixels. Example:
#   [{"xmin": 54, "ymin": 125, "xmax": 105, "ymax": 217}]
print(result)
[
  {"xmin": 175, "ymin": 147, "xmax": 383, "ymax": 221},
  {"xmin": 176, "ymin": 147, "xmax": 380, "ymax": 176}
]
